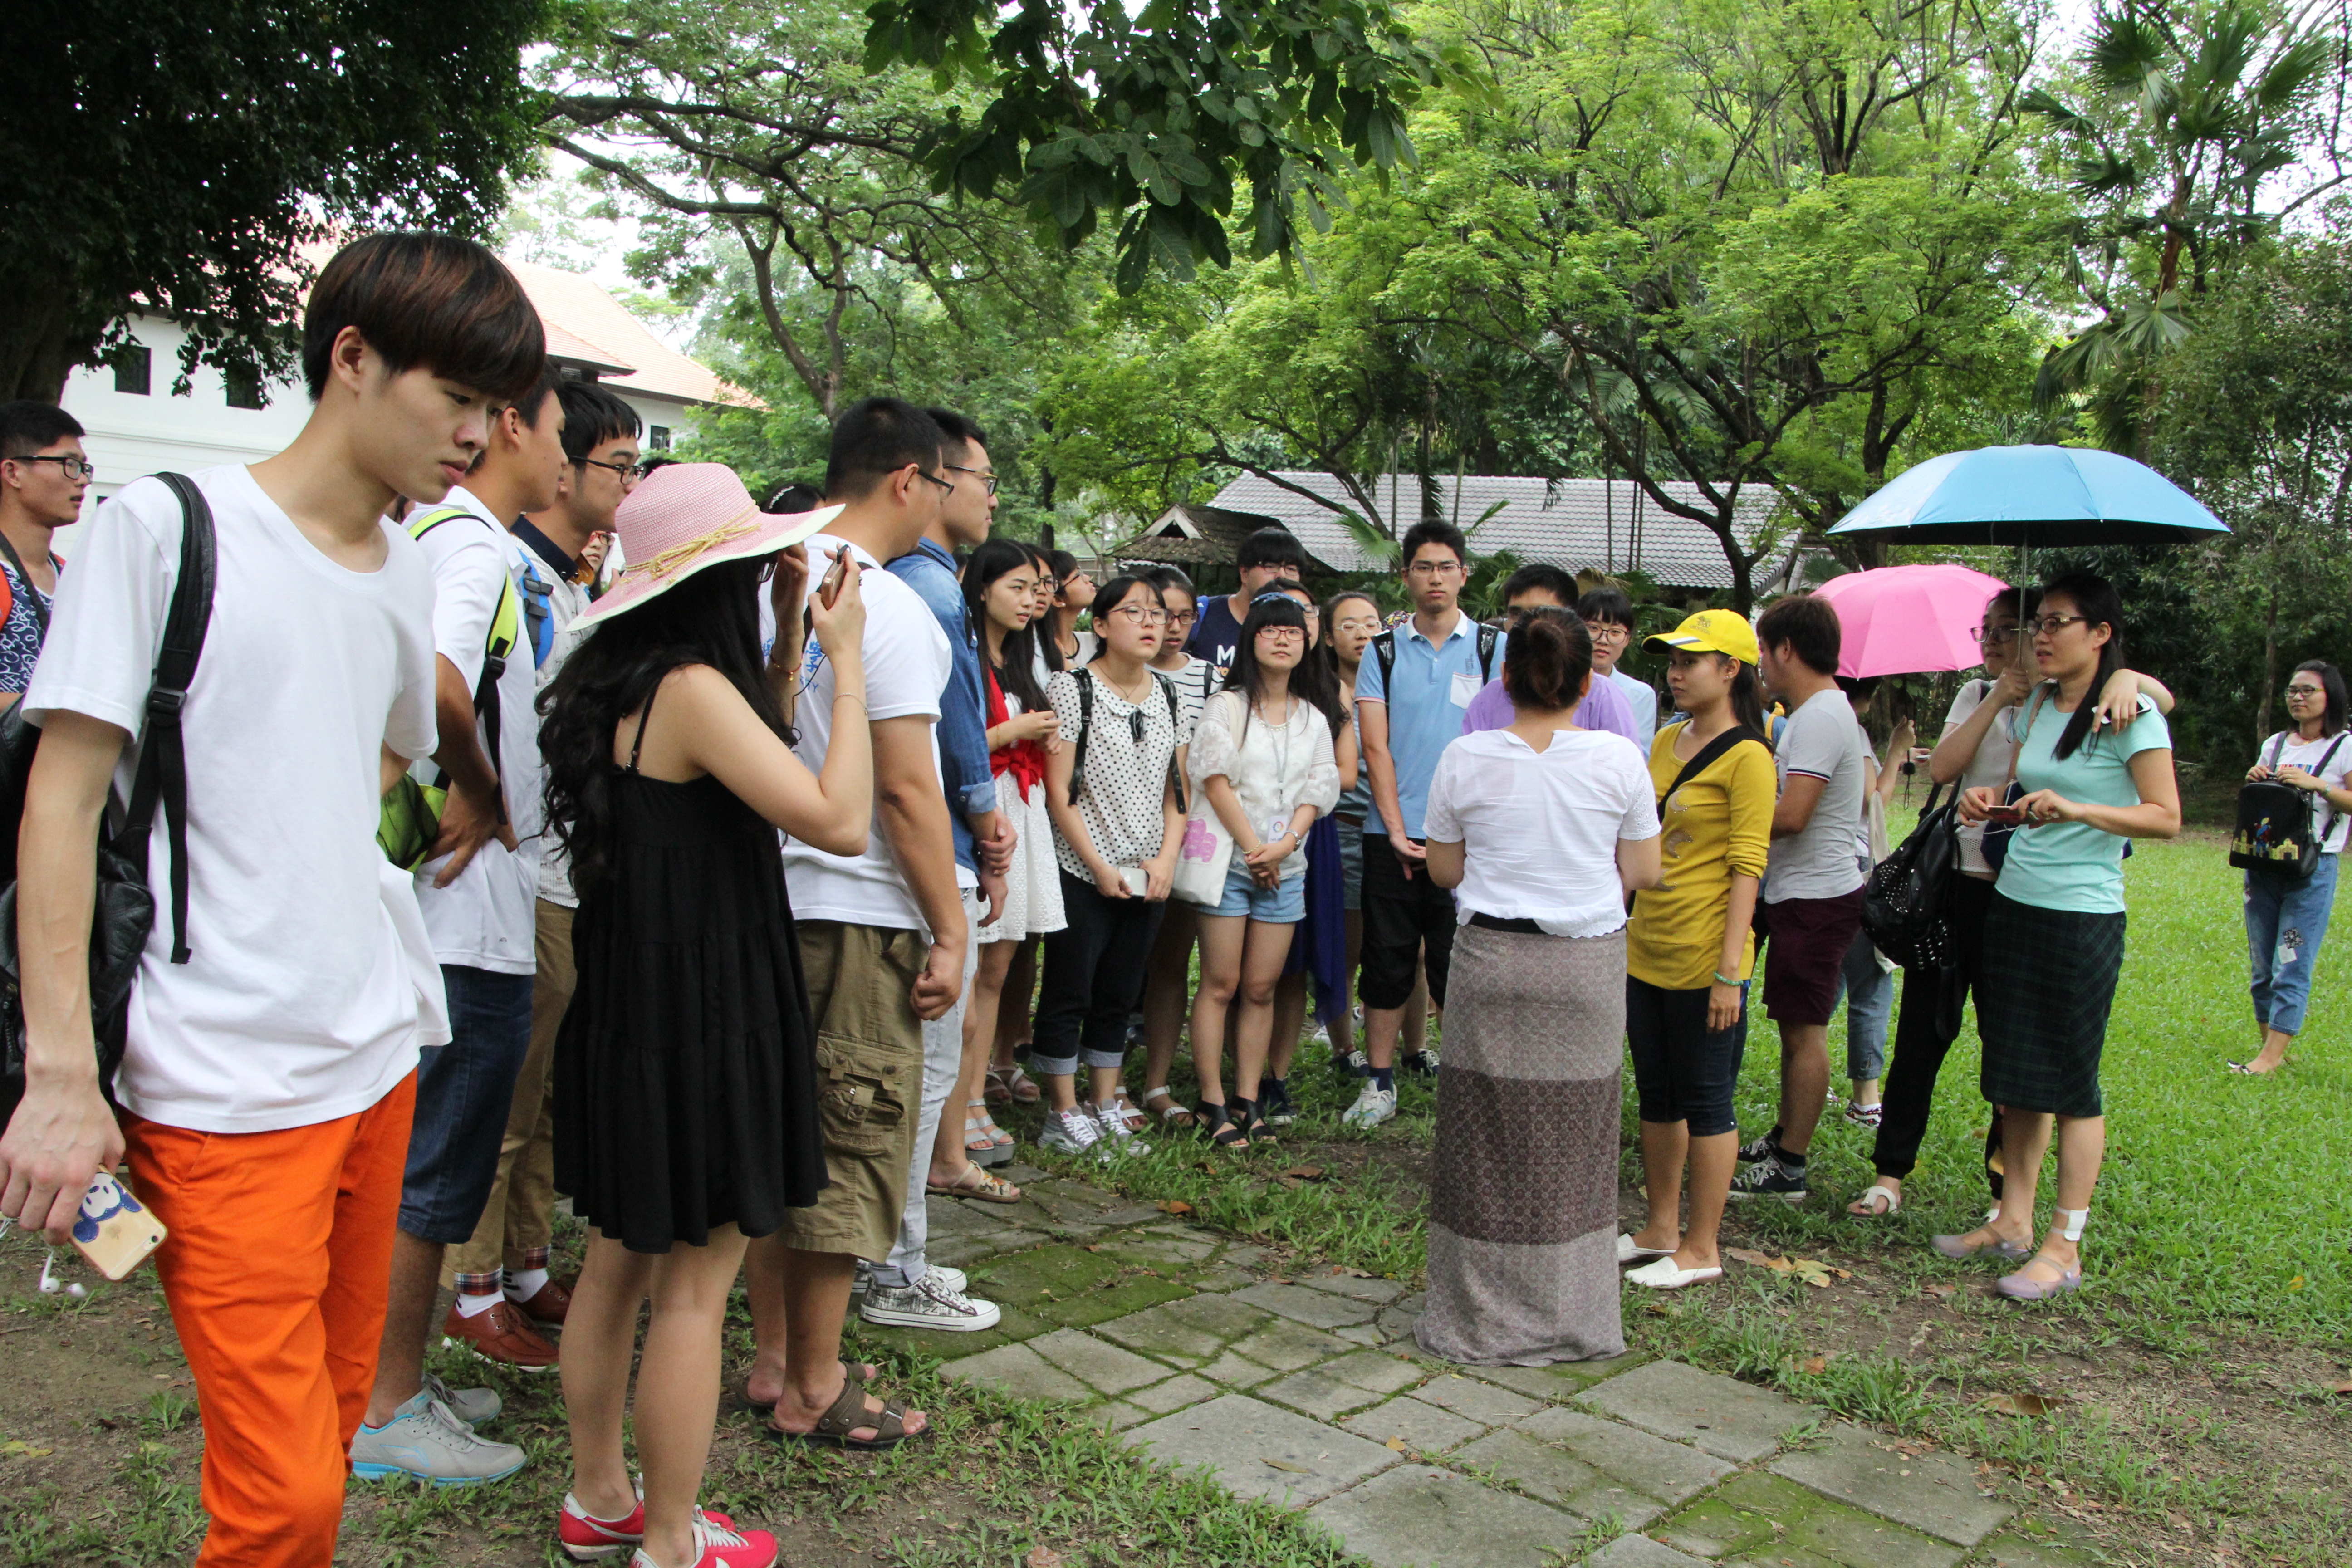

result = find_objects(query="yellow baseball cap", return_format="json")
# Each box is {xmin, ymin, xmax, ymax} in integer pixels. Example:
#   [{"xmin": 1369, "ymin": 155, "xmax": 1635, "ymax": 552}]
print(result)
[{"xmin": 1646, "ymin": 608, "xmax": 1760, "ymax": 665}]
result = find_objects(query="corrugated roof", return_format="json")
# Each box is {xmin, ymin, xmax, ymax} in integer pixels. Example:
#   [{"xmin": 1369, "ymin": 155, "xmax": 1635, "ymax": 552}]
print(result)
[
  {"xmin": 502, "ymin": 258, "xmax": 759, "ymax": 409},
  {"xmin": 1207, "ymin": 472, "xmax": 1787, "ymax": 588}
]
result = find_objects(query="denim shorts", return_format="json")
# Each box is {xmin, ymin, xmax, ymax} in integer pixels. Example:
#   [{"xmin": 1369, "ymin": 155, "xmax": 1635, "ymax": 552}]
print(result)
[
  {"xmin": 400, "ymin": 965, "xmax": 535, "ymax": 1244},
  {"xmin": 1208, "ymin": 856, "xmax": 1306, "ymax": 922}
]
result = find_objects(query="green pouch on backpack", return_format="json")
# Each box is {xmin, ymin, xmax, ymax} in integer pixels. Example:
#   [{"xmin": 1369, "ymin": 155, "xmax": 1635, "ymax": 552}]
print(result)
[{"xmin": 377, "ymin": 774, "xmax": 448, "ymax": 872}]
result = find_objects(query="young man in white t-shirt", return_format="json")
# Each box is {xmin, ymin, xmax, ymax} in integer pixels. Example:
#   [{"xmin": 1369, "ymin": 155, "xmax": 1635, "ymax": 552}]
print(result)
[
  {"xmin": 355, "ymin": 366, "xmax": 568, "ymax": 1484},
  {"xmin": 743, "ymin": 397, "xmax": 964, "ymax": 1450},
  {"xmin": 0, "ymin": 233, "xmax": 545, "ymax": 1567},
  {"xmin": 1734, "ymin": 593, "xmax": 1869, "ymax": 1205},
  {"xmin": 440, "ymin": 380, "xmax": 642, "ymax": 1361}
]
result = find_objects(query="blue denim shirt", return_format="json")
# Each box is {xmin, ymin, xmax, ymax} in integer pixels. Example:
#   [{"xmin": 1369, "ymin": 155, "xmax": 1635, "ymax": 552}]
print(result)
[{"xmin": 887, "ymin": 538, "xmax": 994, "ymax": 872}]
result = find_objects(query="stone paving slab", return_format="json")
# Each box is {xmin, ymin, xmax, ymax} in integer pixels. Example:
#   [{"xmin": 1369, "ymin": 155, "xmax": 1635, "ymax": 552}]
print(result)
[
  {"xmin": 1125, "ymin": 1372, "xmax": 1220, "ymax": 1415},
  {"xmin": 1408, "ymin": 1372, "xmax": 1545, "ymax": 1426},
  {"xmin": 1768, "ymin": 1422, "xmax": 2012, "ymax": 1547},
  {"xmin": 1516, "ymin": 1407, "xmax": 1737, "ymax": 1514},
  {"xmin": 1025, "ymin": 1327, "xmax": 1172, "ymax": 1396},
  {"xmin": 1234, "ymin": 1280, "xmax": 1383, "ymax": 1329},
  {"xmin": 1123, "ymin": 1393, "xmax": 1400, "ymax": 1507},
  {"xmin": 1228, "ymin": 1315, "xmax": 1359, "ymax": 1372},
  {"xmin": 1973, "ymin": 1527, "xmax": 2111, "ymax": 1567},
  {"xmin": 1031, "ymin": 1270, "xmax": 1195, "ymax": 1328},
  {"xmin": 942, "ymin": 1341, "xmax": 1094, "ymax": 1403},
  {"xmin": 1305, "ymin": 1463, "xmax": 1588, "ymax": 1568},
  {"xmin": 1255, "ymin": 1366, "xmax": 1395, "ymax": 1422},
  {"xmin": 1193, "ymin": 1349, "xmax": 1280, "ymax": 1389},
  {"xmin": 1582, "ymin": 1534, "xmax": 1712, "ymax": 1567},
  {"xmin": 1656, "ymin": 1471, "xmax": 1964, "ymax": 1568},
  {"xmin": 1340, "ymin": 1396, "xmax": 1488, "ymax": 1455},
  {"xmin": 1454, "ymin": 1427, "xmax": 1672, "ymax": 1527},
  {"xmin": 1297, "ymin": 1271, "xmax": 1408, "ymax": 1304},
  {"xmin": 1577, "ymin": 1358, "xmax": 1824, "ymax": 1463}
]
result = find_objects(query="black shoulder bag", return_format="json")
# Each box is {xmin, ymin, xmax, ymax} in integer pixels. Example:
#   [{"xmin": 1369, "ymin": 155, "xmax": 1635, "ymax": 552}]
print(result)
[
  {"xmin": 1863, "ymin": 781, "xmax": 1962, "ymax": 971},
  {"xmin": 2230, "ymin": 731, "xmax": 2347, "ymax": 877},
  {"xmin": 1, "ymin": 475, "xmax": 216, "ymax": 1125}
]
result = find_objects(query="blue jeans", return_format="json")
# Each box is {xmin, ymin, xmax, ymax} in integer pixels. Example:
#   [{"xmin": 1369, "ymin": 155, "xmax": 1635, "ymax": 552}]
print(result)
[
  {"xmin": 400, "ymin": 965, "xmax": 534, "ymax": 1244},
  {"xmin": 1830, "ymin": 927, "xmax": 1895, "ymax": 1083},
  {"xmin": 1206, "ymin": 857, "xmax": 1306, "ymax": 921},
  {"xmin": 2246, "ymin": 853, "xmax": 2339, "ymax": 1036}
]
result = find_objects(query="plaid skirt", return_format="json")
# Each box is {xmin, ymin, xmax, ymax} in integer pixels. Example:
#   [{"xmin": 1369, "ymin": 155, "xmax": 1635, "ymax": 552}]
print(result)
[{"xmin": 1977, "ymin": 892, "xmax": 2126, "ymax": 1118}]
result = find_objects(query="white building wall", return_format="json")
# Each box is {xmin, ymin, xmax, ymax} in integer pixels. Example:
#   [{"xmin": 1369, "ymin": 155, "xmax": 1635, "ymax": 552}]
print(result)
[{"xmin": 56, "ymin": 313, "xmax": 702, "ymax": 552}]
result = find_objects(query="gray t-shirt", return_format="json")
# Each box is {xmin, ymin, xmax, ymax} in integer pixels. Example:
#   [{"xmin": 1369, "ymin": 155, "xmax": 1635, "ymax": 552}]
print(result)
[{"xmin": 1765, "ymin": 686, "xmax": 1869, "ymax": 903}]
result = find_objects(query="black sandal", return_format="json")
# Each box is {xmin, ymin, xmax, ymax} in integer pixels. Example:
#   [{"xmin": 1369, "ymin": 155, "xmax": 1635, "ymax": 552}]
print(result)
[
  {"xmin": 1200, "ymin": 1102, "xmax": 1248, "ymax": 1149},
  {"xmin": 1233, "ymin": 1097, "xmax": 1274, "ymax": 1146}
]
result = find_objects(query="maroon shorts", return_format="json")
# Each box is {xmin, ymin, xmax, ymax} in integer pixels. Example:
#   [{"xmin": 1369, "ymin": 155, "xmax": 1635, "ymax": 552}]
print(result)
[{"xmin": 1759, "ymin": 887, "xmax": 1866, "ymax": 1026}]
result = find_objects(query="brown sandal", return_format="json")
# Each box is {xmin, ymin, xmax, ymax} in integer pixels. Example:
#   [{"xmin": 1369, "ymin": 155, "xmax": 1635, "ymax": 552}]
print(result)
[
  {"xmin": 737, "ymin": 1356, "xmax": 874, "ymax": 1411},
  {"xmin": 925, "ymin": 1163, "xmax": 1023, "ymax": 1204},
  {"xmin": 765, "ymin": 1374, "xmax": 925, "ymax": 1450}
]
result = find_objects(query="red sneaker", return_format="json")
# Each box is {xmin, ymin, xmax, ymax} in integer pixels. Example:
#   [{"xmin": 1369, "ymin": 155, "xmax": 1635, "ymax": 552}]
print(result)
[
  {"xmin": 627, "ymin": 1514, "xmax": 774, "ymax": 1568},
  {"xmin": 511, "ymin": 1274, "xmax": 575, "ymax": 1328},
  {"xmin": 558, "ymin": 1493, "xmax": 737, "ymax": 1563}
]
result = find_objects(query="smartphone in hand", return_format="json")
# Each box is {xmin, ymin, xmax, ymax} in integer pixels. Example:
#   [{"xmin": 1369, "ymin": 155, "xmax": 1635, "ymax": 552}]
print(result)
[{"xmin": 1981, "ymin": 804, "xmax": 2028, "ymax": 827}]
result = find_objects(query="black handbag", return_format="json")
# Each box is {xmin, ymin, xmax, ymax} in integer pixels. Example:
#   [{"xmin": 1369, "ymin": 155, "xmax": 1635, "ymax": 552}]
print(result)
[
  {"xmin": 2230, "ymin": 732, "xmax": 2346, "ymax": 877},
  {"xmin": 0, "ymin": 475, "xmax": 216, "ymax": 1127},
  {"xmin": 1862, "ymin": 781, "xmax": 1960, "ymax": 971}
]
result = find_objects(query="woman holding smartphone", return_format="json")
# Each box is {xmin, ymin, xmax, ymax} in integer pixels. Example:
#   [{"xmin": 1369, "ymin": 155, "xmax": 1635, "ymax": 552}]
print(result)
[
  {"xmin": 1134, "ymin": 567, "xmax": 1218, "ymax": 1132},
  {"xmin": 1184, "ymin": 593, "xmax": 1342, "ymax": 1147},
  {"xmin": 540, "ymin": 467, "xmax": 876, "ymax": 1568},
  {"xmin": 1035, "ymin": 574, "xmax": 1191, "ymax": 1162},
  {"xmin": 1943, "ymin": 571, "xmax": 2179, "ymax": 1299}
]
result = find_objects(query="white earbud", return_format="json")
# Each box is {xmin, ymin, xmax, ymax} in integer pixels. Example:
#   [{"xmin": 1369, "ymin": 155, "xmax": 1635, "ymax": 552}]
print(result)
[{"xmin": 39, "ymin": 1249, "xmax": 88, "ymax": 1298}]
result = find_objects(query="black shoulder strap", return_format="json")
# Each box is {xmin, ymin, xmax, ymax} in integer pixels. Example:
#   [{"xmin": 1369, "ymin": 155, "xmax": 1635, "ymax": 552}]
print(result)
[
  {"xmin": 0, "ymin": 530, "xmax": 49, "ymax": 635},
  {"xmin": 1072, "ymin": 669, "xmax": 1095, "ymax": 788},
  {"xmin": 1658, "ymin": 724, "xmax": 1770, "ymax": 811},
  {"xmin": 1476, "ymin": 622, "xmax": 1498, "ymax": 683},
  {"xmin": 115, "ymin": 474, "xmax": 215, "ymax": 965},
  {"xmin": 2269, "ymin": 731, "xmax": 2289, "ymax": 769},
  {"xmin": 1372, "ymin": 630, "xmax": 1396, "ymax": 691},
  {"xmin": 1155, "ymin": 671, "xmax": 1187, "ymax": 815}
]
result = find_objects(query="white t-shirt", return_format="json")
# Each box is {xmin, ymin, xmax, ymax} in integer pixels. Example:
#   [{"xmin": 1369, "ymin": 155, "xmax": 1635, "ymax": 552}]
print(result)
[
  {"xmin": 779, "ymin": 534, "xmax": 950, "ymax": 931},
  {"xmin": 407, "ymin": 488, "xmax": 542, "ymax": 974},
  {"xmin": 1050, "ymin": 666, "xmax": 1193, "ymax": 877},
  {"xmin": 1186, "ymin": 690, "xmax": 1342, "ymax": 882},
  {"xmin": 24, "ymin": 466, "xmax": 441, "ymax": 1134},
  {"xmin": 1424, "ymin": 728, "xmax": 1659, "ymax": 937},
  {"xmin": 520, "ymin": 532, "xmax": 596, "ymax": 907},
  {"xmin": 2260, "ymin": 729, "xmax": 2352, "ymax": 854},
  {"xmin": 1159, "ymin": 655, "xmax": 1217, "ymax": 737},
  {"xmin": 1943, "ymin": 679, "xmax": 2022, "ymax": 876},
  {"xmin": 1765, "ymin": 686, "xmax": 1869, "ymax": 903}
]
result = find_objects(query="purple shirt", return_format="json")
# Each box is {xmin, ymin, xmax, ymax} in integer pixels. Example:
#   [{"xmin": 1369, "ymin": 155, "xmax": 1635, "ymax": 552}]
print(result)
[{"xmin": 1461, "ymin": 672, "xmax": 1642, "ymax": 748}]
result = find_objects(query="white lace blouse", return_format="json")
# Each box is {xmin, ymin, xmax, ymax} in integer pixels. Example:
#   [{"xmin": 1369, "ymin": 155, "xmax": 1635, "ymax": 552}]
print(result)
[{"xmin": 1187, "ymin": 690, "xmax": 1342, "ymax": 881}]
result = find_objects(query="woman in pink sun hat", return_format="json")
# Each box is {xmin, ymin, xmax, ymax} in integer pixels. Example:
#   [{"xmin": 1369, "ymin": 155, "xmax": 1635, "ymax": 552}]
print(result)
[{"xmin": 538, "ymin": 463, "xmax": 874, "ymax": 1568}]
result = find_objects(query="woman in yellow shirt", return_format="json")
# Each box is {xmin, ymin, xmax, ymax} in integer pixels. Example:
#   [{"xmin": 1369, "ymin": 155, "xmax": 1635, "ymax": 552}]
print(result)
[{"xmin": 1622, "ymin": 611, "xmax": 1776, "ymax": 1289}]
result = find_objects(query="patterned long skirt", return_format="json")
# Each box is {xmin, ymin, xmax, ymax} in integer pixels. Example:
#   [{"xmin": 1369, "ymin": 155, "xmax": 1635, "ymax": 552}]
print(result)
[{"xmin": 1415, "ymin": 923, "xmax": 1626, "ymax": 1367}]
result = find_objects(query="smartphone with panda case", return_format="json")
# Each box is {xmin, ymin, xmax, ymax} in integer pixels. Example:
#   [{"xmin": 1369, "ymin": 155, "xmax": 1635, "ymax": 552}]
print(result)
[{"xmin": 69, "ymin": 1171, "xmax": 167, "ymax": 1281}]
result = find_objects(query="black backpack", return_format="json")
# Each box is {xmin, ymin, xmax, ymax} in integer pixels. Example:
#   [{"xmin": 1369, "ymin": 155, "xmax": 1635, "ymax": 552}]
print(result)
[
  {"xmin": 2230, "ymin": 732, "xmax": 2347, "ymax": 877},
  {"xmin": 1071, "ymin": 667, "xmax": 1188, "ymax": 814},
  {"xmin": 1369, "ymin": 621, "xmax": 1499, "ymax": 696},
  {"xmin": 1863, "ymin": 781, "xmax": 1963, "ymax": 971},
  {"xmin": 1, "ymin": 475, "xmax": 216, "ymax": 1125}
]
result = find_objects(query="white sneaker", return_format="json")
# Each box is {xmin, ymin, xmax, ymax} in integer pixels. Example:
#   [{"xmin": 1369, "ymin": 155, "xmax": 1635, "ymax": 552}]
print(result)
[
  {"xmin": 1038, "ymin": 1106, "xmax": 1110, "ymax": 1159},
  {"xmin": 1088, "ymin": 1101, "xmax": 1151, "ymax": 1158},
  {"xmin": 860, "ymin": 1270, "xmax": 1003, "ymax": 1332},
  {"xmin": 351, "ymin": 1389, "xmax": 528, "ymax": 1485},
  {"xmin": 1341, "ymin": 1083, "xmax": 1396, "ymax": 1130}
]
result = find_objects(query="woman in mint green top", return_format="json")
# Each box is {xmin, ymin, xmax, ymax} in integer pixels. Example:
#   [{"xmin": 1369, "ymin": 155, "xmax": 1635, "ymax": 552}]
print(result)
[{"xmin": 1946, "ymin": 572, "xmax": 2180, "ymax": 1303}]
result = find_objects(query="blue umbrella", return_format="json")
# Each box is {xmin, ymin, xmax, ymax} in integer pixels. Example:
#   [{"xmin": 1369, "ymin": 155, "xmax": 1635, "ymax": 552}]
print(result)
[{"xmin": 1827, "ymin": 445, "xmax": 2227, "ymax": 547}]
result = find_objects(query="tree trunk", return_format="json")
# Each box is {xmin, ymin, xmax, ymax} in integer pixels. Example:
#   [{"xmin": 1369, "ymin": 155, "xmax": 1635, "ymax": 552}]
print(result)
[
  {"xmin": 0, "ymin": 272, "xmax": 97, "ymax": 404},
  {"xmin": 2258, "ymin": 552, "xmax": 2279, "ymax": 745}
]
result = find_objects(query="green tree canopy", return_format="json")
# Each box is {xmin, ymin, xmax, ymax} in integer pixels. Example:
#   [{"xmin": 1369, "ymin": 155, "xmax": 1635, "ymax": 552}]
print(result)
[{"xmin": 0, "ymin": 0, "xmax": 546, "ymax": 402}]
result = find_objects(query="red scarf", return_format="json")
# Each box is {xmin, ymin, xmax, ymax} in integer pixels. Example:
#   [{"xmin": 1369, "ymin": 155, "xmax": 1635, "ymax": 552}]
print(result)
[{"xmin": 986, "ymin": 664, "xmax": 1045, "ymax": 800}]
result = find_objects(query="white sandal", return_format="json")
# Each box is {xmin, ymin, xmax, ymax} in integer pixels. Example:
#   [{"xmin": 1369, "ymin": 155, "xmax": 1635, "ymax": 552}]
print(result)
[
  {"xmin": 1848, "ymin": 1182, "xmax": 1901, "ymax": 1217},
  {"xmin": 1140, "ymin": 1086, "xmax": 1196, "ymax": 1129}
]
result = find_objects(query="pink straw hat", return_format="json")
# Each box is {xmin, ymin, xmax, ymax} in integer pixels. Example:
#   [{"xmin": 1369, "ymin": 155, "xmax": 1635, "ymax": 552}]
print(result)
[{"xmin": 572, "ymin": 463, "xmax": 840, "ymax": 629}]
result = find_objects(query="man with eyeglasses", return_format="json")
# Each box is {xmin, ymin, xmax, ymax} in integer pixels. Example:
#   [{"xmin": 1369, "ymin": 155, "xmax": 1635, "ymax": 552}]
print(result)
[
  {"xmin": 1190, "ymin": 525, "xmax": 1308, "ymax": 670},
  {"xmin": 1461, "ymin": 564, "xmax": 1641, "ymax": 745},
  {"xmin": 0, "ymin": 401, "xmax": 90, "ymax": 704},
  {"xmin": 1577, "ymin": 584, "xmax": 1658, "ymax": 750}
]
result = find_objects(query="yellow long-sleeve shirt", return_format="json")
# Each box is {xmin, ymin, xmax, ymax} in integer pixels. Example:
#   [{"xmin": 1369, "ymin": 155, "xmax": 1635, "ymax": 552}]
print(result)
[{"xmin": 1627, "ymin": 721, "xmax": 1776, "ymax": 991}]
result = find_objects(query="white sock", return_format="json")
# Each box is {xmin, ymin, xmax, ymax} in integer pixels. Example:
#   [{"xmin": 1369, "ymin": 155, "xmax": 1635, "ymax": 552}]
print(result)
[
  {"xmin": 505, "ymin": 1267, "xmax": 550, "ymax": 1300},
  {"xmin": 455, "ymin": 1289, "xmax": 505, "ymax": 1318}
]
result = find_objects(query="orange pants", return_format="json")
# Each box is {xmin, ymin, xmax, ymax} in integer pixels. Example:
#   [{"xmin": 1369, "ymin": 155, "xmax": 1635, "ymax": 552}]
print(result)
[{"xmin": 124, "ymin": 1073, "xmax": 416, "ymax": 1568}]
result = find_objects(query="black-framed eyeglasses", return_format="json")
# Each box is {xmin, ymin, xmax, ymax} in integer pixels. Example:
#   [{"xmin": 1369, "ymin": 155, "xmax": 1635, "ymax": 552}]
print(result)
[
  {"xmin": 577, "ymin": 457, "xmax": 647, "ymax": 480},
  {"xmin": 12, "ymin": 453, "xmax": 94, "ymax": 480},
  {"xmin": 2022, "ymin": 614, "xmax": 2088, "ymax": 638},
  {"xmin": 913, "ymin": 468, "xmax": 955, "ymax": 496},
  {"xmin": 2287, "ymin": 684, "xmax": 2325, "ymax": 697},
  {"xmin": 946, "ymin": 464, "xmax": 999, "ymax": 496},
  {"xmin": 1970, "ymin": 624, "xmax": 2020, "ymax": 646}
]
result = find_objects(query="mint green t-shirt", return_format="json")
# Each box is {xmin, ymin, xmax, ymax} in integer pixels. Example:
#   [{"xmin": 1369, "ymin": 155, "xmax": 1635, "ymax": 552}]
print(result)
[{"xmin": 1995, "ymin": 693, "xmax": 2171, "ymax": 915}]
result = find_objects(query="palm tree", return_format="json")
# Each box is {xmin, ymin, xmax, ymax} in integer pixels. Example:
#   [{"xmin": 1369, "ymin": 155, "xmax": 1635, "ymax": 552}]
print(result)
[{"xmin": 2024, "ymin": 1, "xmax": 2337, "ymax": 452}]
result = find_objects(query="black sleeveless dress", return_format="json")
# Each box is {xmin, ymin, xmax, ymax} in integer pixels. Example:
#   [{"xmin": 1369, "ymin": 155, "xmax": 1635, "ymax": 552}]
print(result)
[{"xmin": 552, "ymin": 698, "xmax": 827, "ymax": 1252}]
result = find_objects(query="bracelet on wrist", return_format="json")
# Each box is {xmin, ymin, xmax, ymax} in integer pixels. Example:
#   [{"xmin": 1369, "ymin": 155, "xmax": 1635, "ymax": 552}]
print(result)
[{"xmin": 1713, "ymin": 970, "xmax": 1741, "ymax": 987}]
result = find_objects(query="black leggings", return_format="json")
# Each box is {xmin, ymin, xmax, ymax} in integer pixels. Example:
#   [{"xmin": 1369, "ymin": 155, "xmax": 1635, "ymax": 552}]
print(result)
[
  {"xmin": 1626, "ymin": 975, "xmax": 1746, "ymax": 1137},
  {"xmin": 1873, "ymin": 874, "xmax": 2004, "ymax": 1191}
]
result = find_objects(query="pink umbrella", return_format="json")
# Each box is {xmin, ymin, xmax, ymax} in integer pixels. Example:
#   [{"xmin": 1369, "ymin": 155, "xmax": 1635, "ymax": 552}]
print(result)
[{"xmin": 1811, "ymin": 564, "xmax": 2011, "ymax": 678}]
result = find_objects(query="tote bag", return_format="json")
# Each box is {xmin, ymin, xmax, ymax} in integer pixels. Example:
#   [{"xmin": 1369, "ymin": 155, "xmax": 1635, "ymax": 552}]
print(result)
[{"xmin": 1172, "ymin": 693, "xmax": 1241, "ymax": 905}]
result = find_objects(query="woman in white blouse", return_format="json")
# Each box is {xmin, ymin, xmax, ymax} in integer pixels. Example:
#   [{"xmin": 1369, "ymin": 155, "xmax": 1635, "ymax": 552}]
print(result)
[
  {"xmin": 1417, "ymin": 607, "xmax": 1662, "ymax": 1366},
  {"xmin": 1182, "ymin": 593, "xmax": 1341, "ymax": 1147}
]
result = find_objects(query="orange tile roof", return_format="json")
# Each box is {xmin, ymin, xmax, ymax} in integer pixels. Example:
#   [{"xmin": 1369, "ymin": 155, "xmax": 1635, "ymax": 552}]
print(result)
[{"xmin": 503, "ymin": 257, "xmax": 760, "ymax": 410}]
